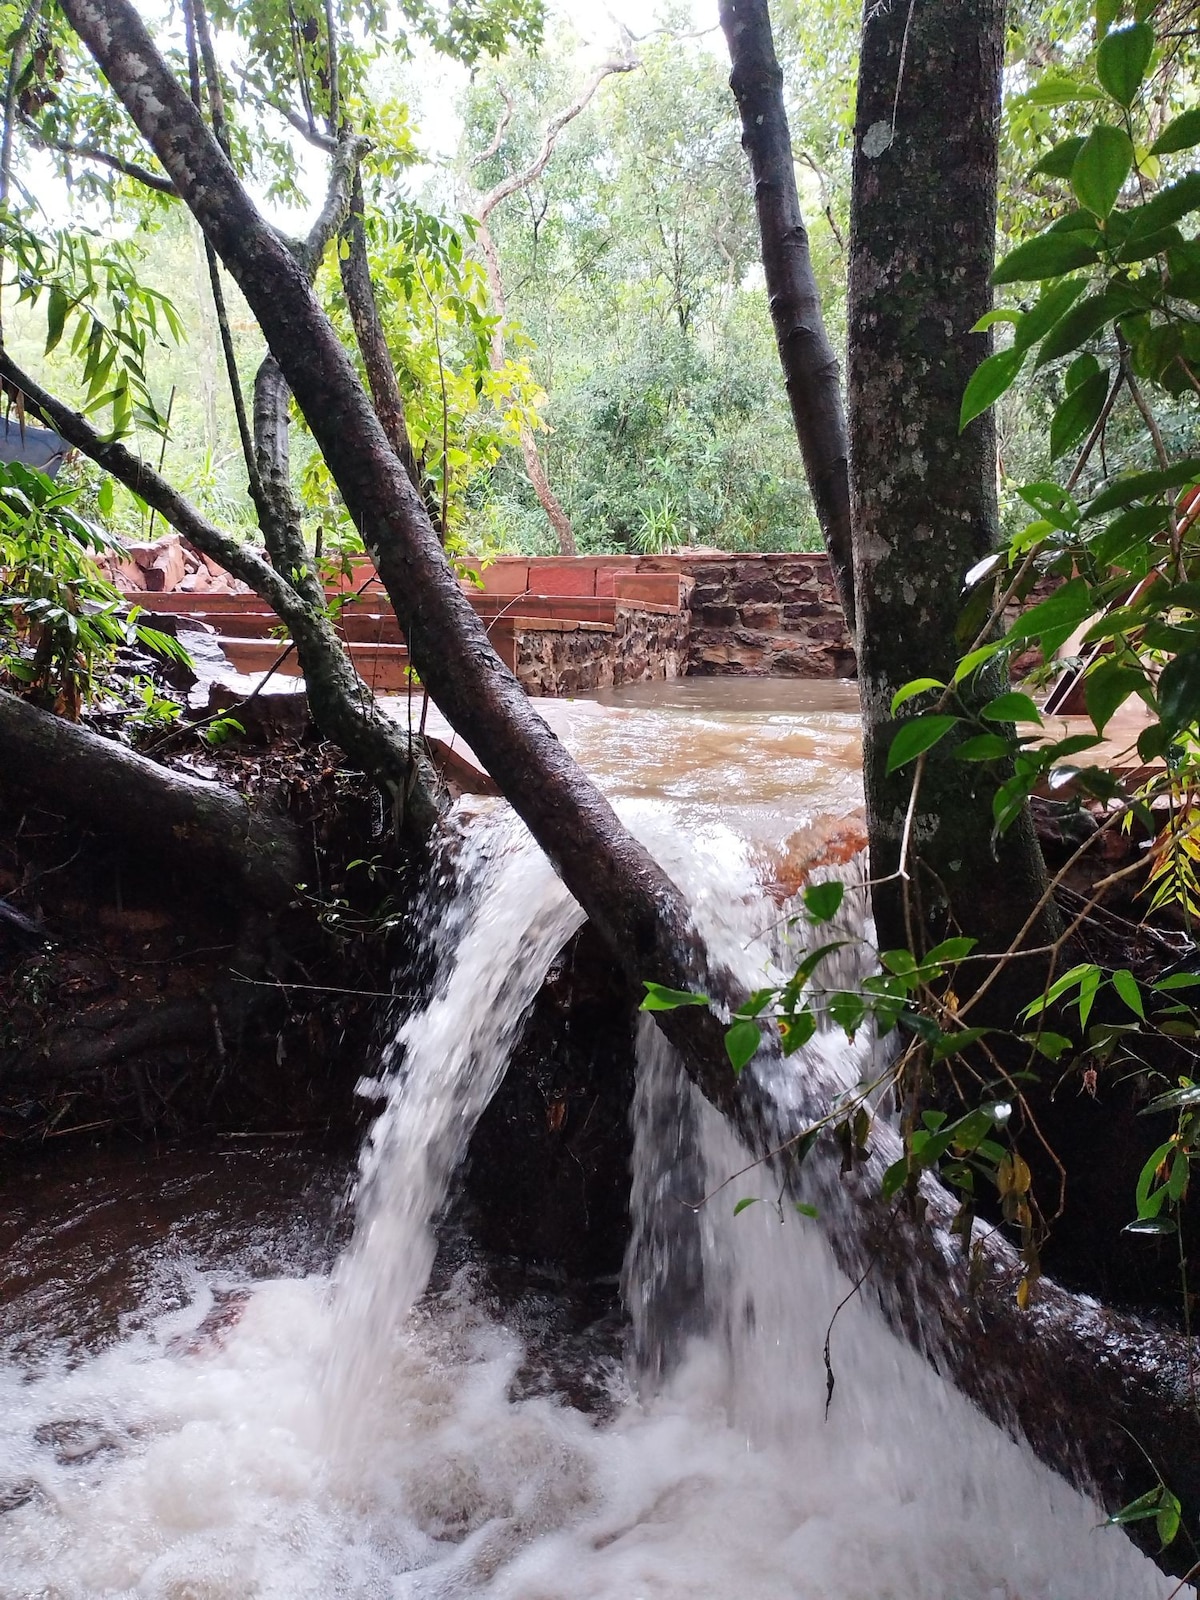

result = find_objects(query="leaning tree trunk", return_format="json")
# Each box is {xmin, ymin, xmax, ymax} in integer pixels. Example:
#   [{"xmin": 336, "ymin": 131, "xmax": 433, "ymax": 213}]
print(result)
[
  {"xmin": 846, "ymin": 0, "xmax": 1052, "ymax": 960},
  {"xmin": 60, "ymin": 0, "xmax": 1200, "ymax": 1567},
  {"xmin": 0, "ymin": 687, "xmax": 301, "ymax": 906},
  {"xmin": 719, "ymin": 0, "xmax": 855, "ymax": 635}
]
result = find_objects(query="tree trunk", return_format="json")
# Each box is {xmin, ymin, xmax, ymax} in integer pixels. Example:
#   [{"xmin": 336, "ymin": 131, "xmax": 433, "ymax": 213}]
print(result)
[
  {"xmin": 719, "ymin": 0, "xmax": 855, "ymax": 635},
  {"xmin": 338, "ymin": 172, "xmax": 426, "ymax": 501},
  {"xmin": 846, "ymin": 0, "xmax": 1052, "ymax": 959},
  {"xmin": 0, "ymin": 688, "xmax": 302, "ymax": 907}
]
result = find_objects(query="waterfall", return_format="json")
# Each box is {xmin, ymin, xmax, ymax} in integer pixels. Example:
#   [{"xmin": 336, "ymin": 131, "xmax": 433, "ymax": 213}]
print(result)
[
  {"xmin": 0, "ymin": 785, "xmax": 1182, "ymax": 1597},
  {"xmin": 326, "ymin": 802, "xmax": 586, "ymax": 1442}
]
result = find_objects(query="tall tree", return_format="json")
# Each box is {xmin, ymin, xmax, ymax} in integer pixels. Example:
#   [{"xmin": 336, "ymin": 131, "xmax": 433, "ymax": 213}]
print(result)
[
  {"xmin": 719, "ymin": 0, "xmax": 855, "ymax": 630},
  {"xmin": 846, "ymin": 0, "xmax": 1052, "ymax": 961}
]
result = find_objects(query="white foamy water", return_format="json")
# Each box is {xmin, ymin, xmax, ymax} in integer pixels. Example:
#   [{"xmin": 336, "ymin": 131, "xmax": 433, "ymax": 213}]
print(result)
[{"xmin": 0, "ymin": 685, "xmax": 1182, "ymax": 1598}]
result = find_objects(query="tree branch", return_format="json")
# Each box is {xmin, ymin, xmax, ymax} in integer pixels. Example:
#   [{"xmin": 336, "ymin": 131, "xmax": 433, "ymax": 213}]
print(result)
[
  {"xmin": 0, "ymin": 352, "xmax": 443, "ymax": 828},
  {"xmin": 476, "ymin": 56, "xmax": 638, "ymax": 223},
  {"xmin": 338, "ymin": 170, "xmax": 426, "ymax": 500},
  {"xmin": 17, "ymin": 112, "xmax": 176, "ymax": 194},
  {"xmin": 472, "ymin": 85, "xmax": 514, "ymax": 167}
]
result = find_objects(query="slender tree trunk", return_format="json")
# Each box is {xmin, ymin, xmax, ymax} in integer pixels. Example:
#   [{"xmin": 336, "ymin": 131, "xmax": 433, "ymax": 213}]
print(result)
[
  {"xmin": 338, "ymin": 172, "xmax": 426, "ymax": 500},
  {"xmin": 719, "ymin": 0, "xmax": 855, "ymax": 634},
  {"xmin": 846, "ymin": 0, "xmax": 1052, "ymax": 959}
]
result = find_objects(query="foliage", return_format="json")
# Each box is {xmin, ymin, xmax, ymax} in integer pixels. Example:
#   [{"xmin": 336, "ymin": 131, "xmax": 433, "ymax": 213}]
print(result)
[
  {"xmin": 0, "ymin": 212, "xmax": 184, "ymax": 439},
  {"xmin": 643, "ymin": 2, "xmax": 1200, "ymax": 1399},
  {"xmin": 0, "ymin": 462, "xmax": 189, "ymax": 717},
  {"xmin": 312, "ymin": 199, "xmax": 545, "ymax": 550},
  {"xmin": 459, "ymin": 29, "xmax": 820, "ymax": 554}
]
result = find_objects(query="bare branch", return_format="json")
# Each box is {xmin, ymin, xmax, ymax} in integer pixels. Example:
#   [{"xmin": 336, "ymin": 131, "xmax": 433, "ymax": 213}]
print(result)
[
  {"xmin": 477, "ymin": 55, "xmax": 639, "ymax": 223},
  {"xmin": 231, "ymin": 65, "xmax": 338, "ymax": 150},
  {"xmin": 17, "ymin": 113, "xmax": 176, "ymax": 194},
  {"xmin": 472, "ymin": 85, "xmax": 515, "ymax": 167},
  {"xmin": 0, "ymin": 351, "xmax": 444, "ymax": 825},
  {"xmin": 0, "ymin": 351, "xmax": 301, "ymax": 614}
]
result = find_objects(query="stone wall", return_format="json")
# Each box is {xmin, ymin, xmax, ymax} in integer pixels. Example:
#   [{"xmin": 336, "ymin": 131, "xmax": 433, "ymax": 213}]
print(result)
[
  {"xmin": 470, "ymin": 550, "xmax": 855, "ymax": 681},
  {"xmin": 514, "ymin": 604, "xmax": 691, "ymax": 696},
  {"xmin": 642, "ymin": 552, "xmax": 855, "ymax": 678}
]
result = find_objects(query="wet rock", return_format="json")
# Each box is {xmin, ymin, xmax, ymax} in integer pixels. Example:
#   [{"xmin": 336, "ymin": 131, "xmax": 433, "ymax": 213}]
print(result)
[{"xmin": 465, "ymin": 923, "xmax": 637, "ymax": 1281}]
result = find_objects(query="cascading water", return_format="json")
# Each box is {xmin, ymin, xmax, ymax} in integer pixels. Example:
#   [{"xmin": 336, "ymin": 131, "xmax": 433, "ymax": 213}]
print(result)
[{"xmin": 0, "ymin": 683, "xmax": 1185, "ymax": 1598}]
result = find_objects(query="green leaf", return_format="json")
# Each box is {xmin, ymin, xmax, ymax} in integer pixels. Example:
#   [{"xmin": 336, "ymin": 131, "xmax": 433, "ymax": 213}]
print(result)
[
  {"xmin": 886, "ymin": 715, "xmax": 959, "ymax": 774},
  {"xmin": 960, "ymin": 347, "xmax": 1024, "ymax": 429},
  {"xmin": 1050, "ymin": 368, "xmax": 1111, "ymax": 460},
  {"xmin": 981, "ymin": 691, "xmax": 1042, "ymax": 724},
  {"xmin": 780, "ymin": 1009, "xmax": 817, "ymax": 1056},
  {"xmin": 1036, "ymin": 286, "xmax": 1132, "ymax": 368},
  {"xmin": 954, "ymin": 732, "xmax": 1014, "ymax": 761},
  {"xmin": 1021, "ymin": 76, "xmax": 1105, "ymax": 108},
  {"xmin": 45, "ymin": 285, "xmax": 69, "ymax": 356},
  {"xmin": 926, "ymin": 937, "xmax": 977, "ymax": 964},
  {"xmin": 827, "ymin": 989, "xmax": 866, "ymax": 1037},
  {"xmin": 891, "ymin": 677, "xmax": 945, "ymax": 713},
  {"xmin": 804, "ymin": 880, "xmax": 845, "ymax": 924},
  {"xmin": 1136, "ymin": 1140, "xmax": 1175, "ymax": 1217},
  {"xmin": 794, "ymin": 1202, "xmax": 819, "ymax": 1219},
  {"xmin": 931, "ymin": 1026, "xmax": 990, "ymax": 1061},
  {"xmin": 1157, "ymin": 650, "xmax": 1200, "ymax": 734},
  {"xmin": 1071, "ymin": 124, "xmax": 1134, "ymax": 217},
  {"xmin": 1014, "ymin": 279, "xmax": 1090, "ymax": 354},
  {"xmin": 1065, "ymin": 352, "xmax": 1101, "ymax": 392},
  {"xmin": 953, "ymin": 642, "xmax": 1006, "ymax": 683},
  {"xmin": 1032, "ymin": 136, "xmax": 1086, "ymax": 178},
  {"xmin": 1005, "ymin": 577, "xmax": 1094, "ymax": 648},
  {"xmin": 641, "ymin": 982, "xmax": 708, "ymax": 1012},
  {"xmin": 1023, "ymin": 1030, "xmax": 1074, "ymax": 1061},
  {"xmin": 1111, "ymin": 967, "xmax": 1145, "ymax": 1018},
  {"xmin": 1126, "ymin": 172, "xmax": 1200, "ymax": 239},
  {"xmin": 1084, "ymin": 660, "xmax": 1144, "ymax": 733},
  {"xmin": 1154, "ymin": 972, "xmax": 1200, "ymax": 991},
  {"xmin": 1096, "ymin": 22, "xmax": 1154, "ymax": 107},
  {"xmin": 1123, "ymin": 1216, "xmax": 1177, "ymax": 1235},
  {"xmin": 992, "ymin": 231, "xmax": 1102, "ymax": 285},
  {"xmin": 1024, "ymin": 962, "xmax": 1096, "ymax": 1019},
  {"xmin": 732, "ymin": 1197, "xmax": 760, "ymax": 1217},
  {"xmin": 1152, "ymin": 107, "xmax": 1200, "ymax": 156},
  {"xmin": 1085, "ymin": 457, "xmax": 1200, "ymax": 517},
  {"xmin": 725, "ymin": 1017, "xmax": 761, "ymax": 1075},
  {"xmin": 1095, "ymin": 0, "xmax": 1120, "ymax": 34}
]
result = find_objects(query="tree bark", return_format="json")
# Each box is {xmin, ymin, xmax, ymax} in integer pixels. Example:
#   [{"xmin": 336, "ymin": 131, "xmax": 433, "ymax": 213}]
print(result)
[
  {"xmin": 0, "ymin": 688, "xmax": 302, "ymax": 906},
  {"xmin": 338, "ymin": 172, "xmax": 425, "ymax": 499},
  {"xmin": 846, "ymin": 0, "xmax": 1052, "ymax": 959},
  {"xmin": 719, "ymin": 0, "xmax": 855, "ymax": 635}
]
